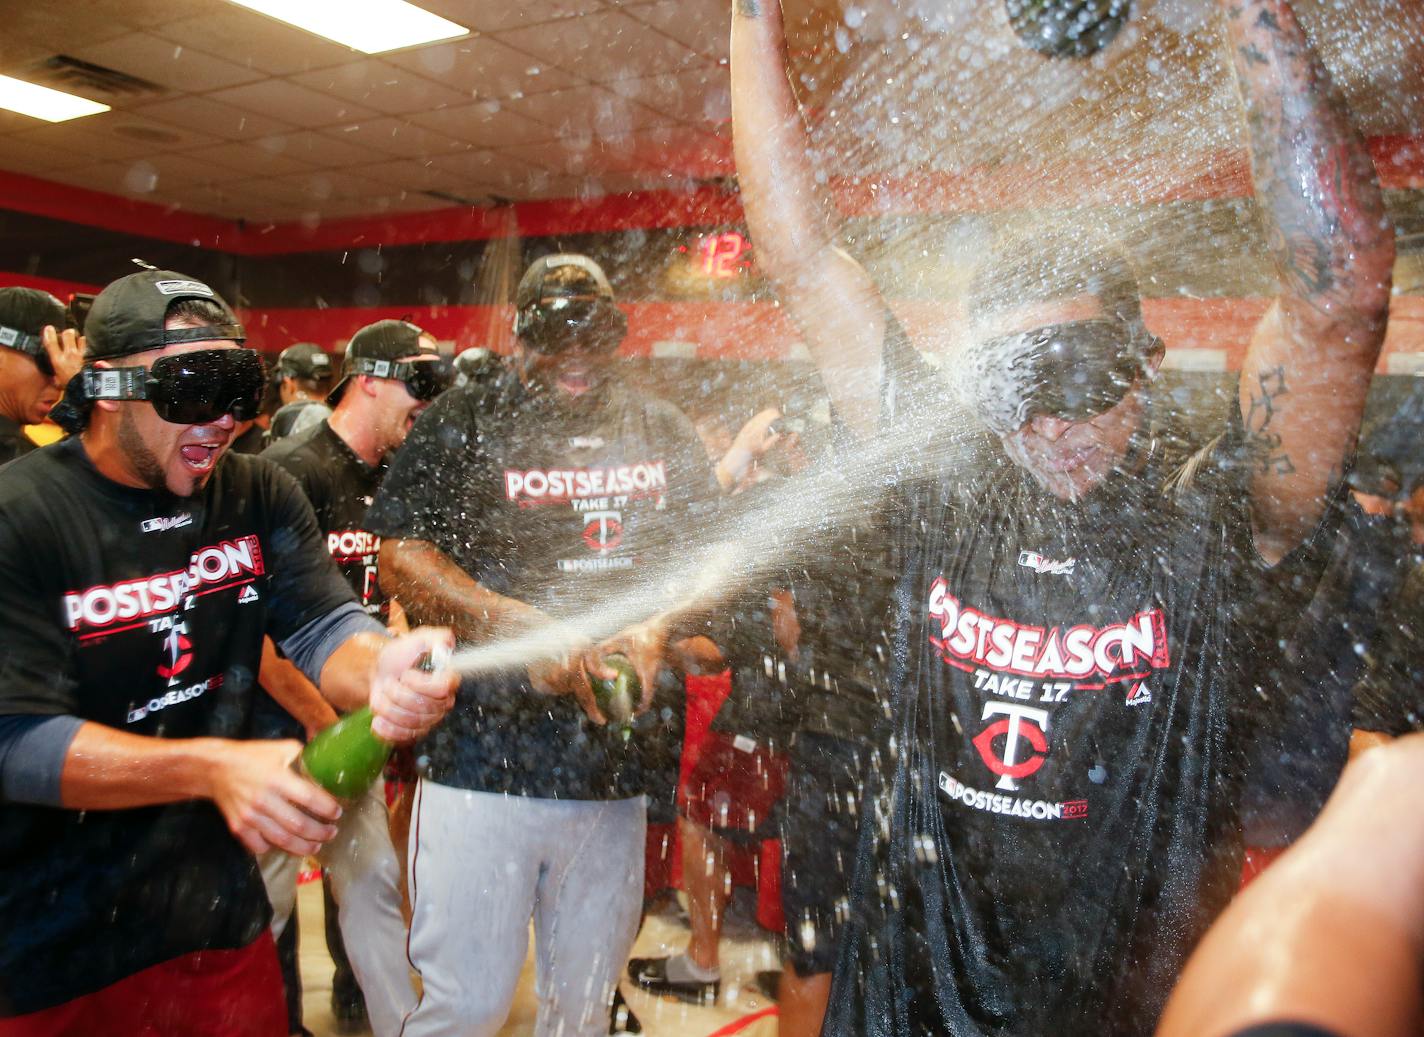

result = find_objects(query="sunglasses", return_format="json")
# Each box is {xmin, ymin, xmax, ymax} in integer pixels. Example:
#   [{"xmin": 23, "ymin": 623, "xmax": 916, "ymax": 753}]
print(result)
[
  {"xmin": 976, "ymin": 319, "xmax": 1156, "ymax": 434},
  {"xmin": 346, "ymin": 356, "xmax": 451, "ymax": 401},
  {"xmin": 82, "ymin": 348, "xmax": 266, "ymax": 425},
  {"xmin": 0, "ymin": 324, "xmax": 56, "ymax": 377}
]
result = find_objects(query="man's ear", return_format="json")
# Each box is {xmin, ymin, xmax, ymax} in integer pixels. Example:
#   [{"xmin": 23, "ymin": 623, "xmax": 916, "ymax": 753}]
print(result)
[{"xmin": 357, "ymin": 373, "xmax": 380, "ymax": 398}]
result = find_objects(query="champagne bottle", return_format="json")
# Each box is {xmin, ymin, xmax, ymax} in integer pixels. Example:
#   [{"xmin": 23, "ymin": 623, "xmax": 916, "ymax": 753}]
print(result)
[
  {"xmin": 588, "ymin": 653, "xmax": 640, "ymax": 737},
  {"xmin": 300, "ymin": 706, "xmax": 392, "ymax": 801}
]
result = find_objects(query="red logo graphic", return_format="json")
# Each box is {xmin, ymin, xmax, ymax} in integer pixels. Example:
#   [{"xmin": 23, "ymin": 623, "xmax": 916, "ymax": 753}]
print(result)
[
  {"xmin": 581, "ymin": 510, "xmax": 623, "ymax": 553},
  {"xmin": 157, "ymin": 625, "xmax": 193, "ymax": 684},
  {"xmin": 972, "ymin": 702, "xmax": 1051, "ymax": 791}
]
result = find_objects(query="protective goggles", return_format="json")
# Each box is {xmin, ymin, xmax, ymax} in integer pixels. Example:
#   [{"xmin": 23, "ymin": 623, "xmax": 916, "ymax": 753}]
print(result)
[
  {"xmin": 82, "ymin": 347, "xmax": 266, "ymax": 424},
  {"xmin": 515, "ymin": 297, "xmax": 627, "ymax": 356},
  {"xmin": 0, "ymin": 324, "xmax": 54, "ymax": 377},
  {"xmin": 345, "ymin": 355, "xmax": 451, "ymax": 400},
  {"xmin": 973, "ymin": 319, "xmax": 1156, "ymax": 435}
]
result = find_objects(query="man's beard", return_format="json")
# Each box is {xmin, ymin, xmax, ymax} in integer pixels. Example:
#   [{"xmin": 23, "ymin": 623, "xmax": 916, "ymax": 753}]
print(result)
[{"xmin": 117, "ymin": 407, "xmax": 171, "ymax": 493}]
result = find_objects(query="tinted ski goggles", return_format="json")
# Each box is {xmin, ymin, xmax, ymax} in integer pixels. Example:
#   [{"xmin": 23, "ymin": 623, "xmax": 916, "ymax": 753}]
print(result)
[
  {"xmin": 345, "ymin": 355, "xmax": 451, "ymax": 400},
  {"xmin": 0, "ymin": 324, "xmax": 55, "ymax": 377},
  {"xmin": 515, "ymin": 297, "xmax": 628, "ymax": 356},
  {"xmin": 971, "ymin": 319, "xmax": 1157, "ymax": 436},
  {"xmin": 82, "ymin": 347, "xmax": 266, "ymax": 424}
]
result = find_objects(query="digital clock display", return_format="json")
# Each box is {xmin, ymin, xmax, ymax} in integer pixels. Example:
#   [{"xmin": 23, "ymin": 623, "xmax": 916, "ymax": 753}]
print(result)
[{"xmin": 695, "ymin": 231, "xmax": 751, "ymax": 279}]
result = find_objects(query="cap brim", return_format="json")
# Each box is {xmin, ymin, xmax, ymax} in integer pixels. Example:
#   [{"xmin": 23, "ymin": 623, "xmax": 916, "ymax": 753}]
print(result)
[{"xmin": 325, "ymin": 376, "xmax": 349, "ymax": 406}]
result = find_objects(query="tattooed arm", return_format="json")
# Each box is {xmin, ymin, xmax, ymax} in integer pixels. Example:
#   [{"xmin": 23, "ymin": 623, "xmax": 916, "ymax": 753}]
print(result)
[
  {"xmin": 1223, "ymin": 0, "xmax": 1394, "ymax": 565},
  {"xmin": 730, "ymin": 0, "xmax": 885, "ymax": 437}
]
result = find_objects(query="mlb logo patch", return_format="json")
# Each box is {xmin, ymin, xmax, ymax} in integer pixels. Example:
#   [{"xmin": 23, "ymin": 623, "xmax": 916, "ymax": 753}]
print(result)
[{"xmin": 154, "ymin": 279, "xmax": 214, "ymax": 297}]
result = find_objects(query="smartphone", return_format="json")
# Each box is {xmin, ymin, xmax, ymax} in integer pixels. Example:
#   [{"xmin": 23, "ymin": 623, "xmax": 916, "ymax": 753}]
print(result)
[{"xmin": 67, "ymin": 293, "xmax": 95, "ymax": 333}]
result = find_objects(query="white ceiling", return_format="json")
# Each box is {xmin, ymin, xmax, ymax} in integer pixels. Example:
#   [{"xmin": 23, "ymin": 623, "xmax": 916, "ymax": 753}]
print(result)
[{"xmin": 0, "ymin": 0, "xmax": 1417, "ymax": 226}]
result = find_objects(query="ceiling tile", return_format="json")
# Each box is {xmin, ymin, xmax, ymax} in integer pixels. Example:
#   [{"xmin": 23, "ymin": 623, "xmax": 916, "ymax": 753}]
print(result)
[
  {"xmin": 241, "ymin": 170, "xmax": 399, "ymax": 206},
  {"xmin": 356, "ymin": 157, "xmax": 474, "ymax": 192},
  {"xmin": 383, "ymin": 37, "xmax": 585, "ymax": 99},
  {"xmin": 408, "ymin": 99, "xmax": 564, "ymax": 148},
  {"xmin": 491, "ymin": 9, "xmax": 698, "ymax": 82},
  {"xmin": 0, "ymin": 8, "xmax": 129, "ymax": 68},
  {"xmin": 209, "ymin": 80, "xmax": 378, "ymax": 130},
  {"xmin": 130, "ymin": 96, "xmax": 296, "ymax": 142},
  {"xmin": 62, "ymin": 0, "xmax": 222, "ymax": 31},
  {"xmin": 67, "ymin": 32, "xmax": 265, "ymax": 93},
  {"xmin": 173, "ymin": 141, "xmax": 319, "ymax": 179},
  {"xmin": 625, "ymin": 0, "xmax": 730, "ymax": 63},
  {"xmin": 290, "ymin": 60, "xmax": 470, "ymax": 117},
  {"xmin": 321, "ymin": 118, "xmax": 474, "ymax": 159},
  {"xmin": 155, "ymin": 10, "xmax": 356, "ymax": 77},
  {"xmin": 421, "ymin": 149, "xmax": 553, "ymax": 197},
  {"xmin": 415, "ymin": 0, "xmax": 603, "ymax": 34},
  {"xmin": 9, "ymin": 111, "xmax": 220, "ymax": 161},
  {"xmin": 513, "ymin": 85, "xmax": 676, "ymax": 137},
  {"xmin": 0, "ymin": 137, "xmax": 76, "ymax": 177},
  {"xmin": 251, "ymin": 130, "xmax": 390, "ymax": 168},
  {"xmin": 606, "ymin": 65, "xmax": 729, "ymax": 127}
]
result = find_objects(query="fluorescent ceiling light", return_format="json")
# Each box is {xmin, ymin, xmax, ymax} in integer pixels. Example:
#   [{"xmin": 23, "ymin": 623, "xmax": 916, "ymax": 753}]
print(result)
[
  {"xmin": 226, "ymin": 0, "xmax": 469, "ymax": 55},
  {"xmin": 0, "ymin": 75, "xmax": 109, "ymax": 123}
]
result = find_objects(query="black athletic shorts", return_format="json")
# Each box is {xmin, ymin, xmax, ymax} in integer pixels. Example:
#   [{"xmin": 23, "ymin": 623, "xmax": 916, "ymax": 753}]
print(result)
[{"xmin": 780, "ymin": 732, "xmax": 868, "ymax": 976}]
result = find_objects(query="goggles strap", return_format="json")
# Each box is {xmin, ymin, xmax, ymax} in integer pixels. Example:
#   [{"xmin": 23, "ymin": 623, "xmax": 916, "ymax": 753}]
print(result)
[
  {"xmin": 82, "ymin": 367, "xmax": 152, "ymax": 402},
  {"xmin": 0, "ymin": 324, "xmax": 44, "ymax": 358}
]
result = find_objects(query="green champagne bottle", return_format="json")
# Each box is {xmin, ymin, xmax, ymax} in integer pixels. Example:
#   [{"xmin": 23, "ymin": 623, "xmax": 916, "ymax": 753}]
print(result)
[
  {"xmin": 588, "ymin": 653, "xmax": 640, "ymax": 736},
  {"xmin": 300, "ymin": 706, "xmax": 392, "ymax": 801}
]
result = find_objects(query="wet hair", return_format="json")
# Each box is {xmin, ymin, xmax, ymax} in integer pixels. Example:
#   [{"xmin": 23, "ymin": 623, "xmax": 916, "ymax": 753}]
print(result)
[{"xmin": 967, "ymin": 227, "xmax": 1143, "ymax": 331}]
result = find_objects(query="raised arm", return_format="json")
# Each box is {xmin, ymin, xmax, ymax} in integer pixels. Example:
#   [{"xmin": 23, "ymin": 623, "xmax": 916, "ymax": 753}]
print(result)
[
  {"xmin": 1223, "ymin": 0, "xmax": 1394, "ymax": 564},
  {"xmin": 730, "ymin": 0, "xmax": 886, "ymax": 436}
]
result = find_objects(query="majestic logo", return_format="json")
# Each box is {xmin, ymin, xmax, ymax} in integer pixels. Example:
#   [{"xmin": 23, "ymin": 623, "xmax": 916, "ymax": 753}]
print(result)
[
  {"xmin": 1018, "ymin": 550, "xmax": 1076, "ymax": 576},
  {"xmin": 64, "ymin": 535, "xmax": 265, "ymax": 633},
  {"xmin": 926, "ymin": 578, "xmax": 1170, "ymax": 685},
  {"xmin": 504, "ymin": 461, "xmax": 667, "ymax": 505},
  {"xmin": 237, "ymin": 584, "xmax": 260, "ymax": 604},
  {"xmin": 157, "ymin": 623, "xmax": 193, "ymax": 685},
  {"xmin": 581, "ymin": 510, "xmax": 624, "ymax": 553},
  {"xmin": 1125, "ymin": 681, "xmax": 1152, "ymax": 706},
  {"xmin": 569, "ymin": 436, "xmax": 606, "ymax": 450},
  {"xmin": 972, "ymin": 701, "xmax": 1050, "ymax": 791},
  {"xmin": 141, "ymin": 513, "xmax": 193, "ymax": 534}
]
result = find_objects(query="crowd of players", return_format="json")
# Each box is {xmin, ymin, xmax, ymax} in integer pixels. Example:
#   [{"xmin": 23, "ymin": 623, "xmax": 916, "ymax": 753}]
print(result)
[{"xmin": 0, "ymin": 0, "xmax": 1420, "ymax": 1035}]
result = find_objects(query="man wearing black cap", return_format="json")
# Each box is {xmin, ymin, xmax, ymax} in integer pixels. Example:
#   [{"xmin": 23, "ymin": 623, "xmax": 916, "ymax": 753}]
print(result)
[
  {"xmin": 0, "ymin": 269, "xmax": 457, "ymax": 1034},
  {"xmin": 730, "ymin": 0, "xmax": 1394, "ymax": 1034},
  {"xmin": 0, "ymin": 286, "xmax": 83, "ymax": 464},
  {"xmin": 255, "ymin": 319, "xmax": 449, "ymax": 1037},
  {"xmin": 367, "ymin": 254, "xmax": 717, "ymax": 1037},
  {"xmin": 268, "ymin": 341, "xmax": 334, "ymax": 444}
]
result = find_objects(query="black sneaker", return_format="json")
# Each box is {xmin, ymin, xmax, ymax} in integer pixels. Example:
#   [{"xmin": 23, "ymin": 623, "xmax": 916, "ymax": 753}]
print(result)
[
  {"xmin": 610, "ymin": 986, "xmax": 642, "ymax": 1034},
  {"xmin": 627, "ymin": 956, "xmax": 720, "ymax": 1005}
]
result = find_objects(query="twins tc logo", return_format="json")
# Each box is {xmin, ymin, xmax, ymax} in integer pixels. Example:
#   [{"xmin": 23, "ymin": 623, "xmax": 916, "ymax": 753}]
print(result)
[
  {"xmin": 972, "ymin": 701, "xmax": 1050, "ymax": 791},
  {"xmin": 581, "ymin": 509, "xmax": 624, "ymax": 553},
  {"xmin": 157, "ymin": 622, "xmax": 194, "ymax": 686}
]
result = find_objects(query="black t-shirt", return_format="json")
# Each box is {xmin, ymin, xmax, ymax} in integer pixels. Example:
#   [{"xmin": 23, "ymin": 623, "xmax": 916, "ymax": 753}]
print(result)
[
  {"xmin": 825, "ymin": 319, "xmax": 1276, "ymax": 1037},
  {"xmin": 0, "ymin": 415, "xmax": 35, "ymax": 467},
  {"xmin": 251, "ymin": 420, "xmax": 390, "ymax": 740},
  {"xmin": 1352, "ymin": 543, "xmax": 1424, "ymax": 735},
  {"xmin": 263, "ymin": 421, "xmax": 390, "ymax": 622},
  {"xmin": 366, "ymin": 374, "xmax": 717, "ymax": 800},
  {"xmin": 0, "ymin": 438, "xmax": 356, "ymax": 1015}
]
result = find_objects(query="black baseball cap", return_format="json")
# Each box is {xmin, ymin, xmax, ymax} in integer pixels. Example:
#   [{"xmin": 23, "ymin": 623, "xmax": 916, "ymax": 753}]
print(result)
[
  {"xmin": 84, "ymin": 269, "xmax": 244, "ymax": 361},
  {"xmin": 0, "ymin": 286, "xmax": 66, "ymax": 366},
  {"xmin": 328, "ymin": 319, "xmax": 438, "ymax": 404},
  {"xmin": 275, "ymin": 342, "xmax": 332, "ymax": 381}
]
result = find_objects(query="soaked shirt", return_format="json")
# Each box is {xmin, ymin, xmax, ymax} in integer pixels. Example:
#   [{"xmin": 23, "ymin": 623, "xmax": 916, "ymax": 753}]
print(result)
[
  {"xmin": 826, "ymin": 319, "xmax": 1273, "ymax": 1037},
  {"xmin": 0, "ymin": 415, "xmax": 35, "ymax": 467},
  {"xmin": 367, "ymin": 374, "xmax": 716, "ymax": 800},
  {"xmin": 0, "ymin": 439, "xmax": 355, "ymax": 1015}
]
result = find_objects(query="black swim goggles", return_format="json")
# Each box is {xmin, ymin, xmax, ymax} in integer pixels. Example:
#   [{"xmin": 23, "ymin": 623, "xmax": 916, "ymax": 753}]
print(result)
[
  {"xmin": 515, "ymin": 296, "xmax": 628, "ymax": 356},
  {"xmin": 344, "ymin": 355, "xmax": 452, "ymax": 401},
  {"xmin": 0, "ymin": 324, "xmax": 55, "ymax": 377},
  {"xmin": 972, "ymin": 319, "xmax": 1158, "ymax": 435},
  {"xmin": 82, "ymin": 347, "xmax": 266, "ymax": 425}
]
